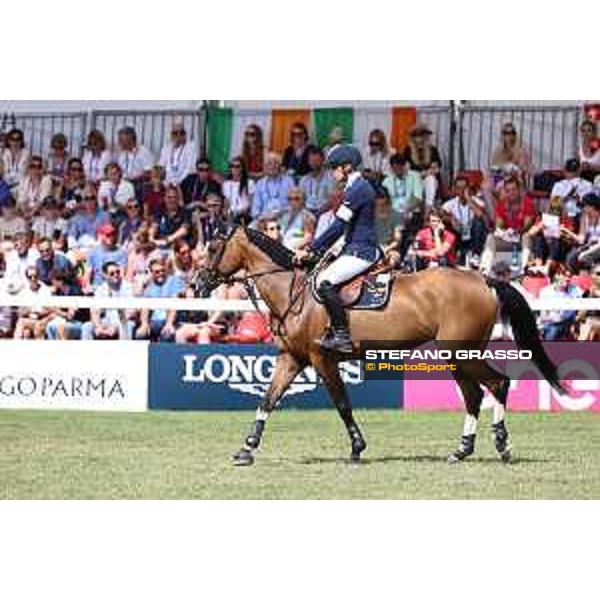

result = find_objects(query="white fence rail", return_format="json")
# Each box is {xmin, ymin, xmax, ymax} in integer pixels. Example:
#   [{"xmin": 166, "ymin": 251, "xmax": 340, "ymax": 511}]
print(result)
[{"xmin": 1, "ymin": 294, "xmax": 598, "ymax": 312}]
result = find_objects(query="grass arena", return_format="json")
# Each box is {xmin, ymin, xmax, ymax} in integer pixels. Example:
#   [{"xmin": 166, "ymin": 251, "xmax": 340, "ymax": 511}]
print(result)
[{"xmin": 0, "ymin": 409, "xmax": 598, "ymax": 500}]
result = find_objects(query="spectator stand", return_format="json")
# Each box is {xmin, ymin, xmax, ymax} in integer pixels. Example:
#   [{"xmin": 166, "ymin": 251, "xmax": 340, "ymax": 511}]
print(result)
[
  {"xmin": 90, "ymin": 109, "xmax": 205, "ymax": 158},
  {"xmin": 1, "ymin": 111, "xmax": 89, "ymax": 157},
  {"xmin": 1, "ymin": 100, "xmax": 599, "ymax": 344},
  {"xmin": 458, "ymin": 103, "xmax": 583, "ymax": 174},
  {"xmin": 3, "ymin": 102, "xmax": 594, "ymax": 181},
  {"xmin": 1, "ymin": 108, "xmax": 207, "ymax": 160}
]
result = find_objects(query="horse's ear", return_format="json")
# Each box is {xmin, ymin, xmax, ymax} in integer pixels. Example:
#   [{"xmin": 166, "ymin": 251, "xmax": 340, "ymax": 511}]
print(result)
[{"xmin": 216, "ymin": 217, "xmax": 237, "ymax": 240}]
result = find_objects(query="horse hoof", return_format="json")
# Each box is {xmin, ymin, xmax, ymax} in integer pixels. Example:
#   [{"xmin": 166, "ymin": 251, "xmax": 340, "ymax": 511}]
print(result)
[
  {"xmin": 232, "ymin": 449, "xmax": 254, "ymax": 467},
  {"xmin": 447, "ymin": 450, "xmax": 472, "ymax": 463},
  {"xmin": 499, "ymin": 449, "xmax": 512, "ymax": 464},
  {"xmin": 350, "ymin": 440, "xmax": 367, "ymax": 463}
]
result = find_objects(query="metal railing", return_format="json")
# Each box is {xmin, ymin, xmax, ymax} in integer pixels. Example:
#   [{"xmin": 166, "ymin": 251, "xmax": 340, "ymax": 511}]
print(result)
[
  {"xmin": 1, "ymin": 112, "xmax": 89, "ymax": 157},
  {"xmin": 457, "ymin": 103, "xmax": 583, "ymax": 174},
  {"xmin": 417, "ymin": 103, "xmax": 456, "ymax": 177},
  {"xmin": 2, "ymin": 102, "xmax": 589, "ymax": 178},
  {"xmin": 1, "ymin": 108, "xmax": 207, "ymax": 161},
  {"xmin": 89, "ymin": 109, "xmax": 206, "ymax": 158}
]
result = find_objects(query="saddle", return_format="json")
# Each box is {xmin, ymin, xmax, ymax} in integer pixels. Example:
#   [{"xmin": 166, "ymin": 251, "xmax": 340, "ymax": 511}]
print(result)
[{"xmin": 311, "ymin": 260, "xmax": 394, "ymax": 310}]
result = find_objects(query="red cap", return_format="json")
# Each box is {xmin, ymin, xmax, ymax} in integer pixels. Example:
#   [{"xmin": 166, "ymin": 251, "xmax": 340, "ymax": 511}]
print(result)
[{"xmin": 97, "ymin": 223, "xmax": 117, "ymax": 236}]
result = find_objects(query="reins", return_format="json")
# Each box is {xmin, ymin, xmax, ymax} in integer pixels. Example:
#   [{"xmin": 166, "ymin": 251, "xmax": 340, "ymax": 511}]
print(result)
[
  {"xmin": 202, "ymin": 225, "xmax": 317, "ymax": 349},
  {"xmin": 224, "ymin": 266, "xmax": 310, "ymax": 347}
]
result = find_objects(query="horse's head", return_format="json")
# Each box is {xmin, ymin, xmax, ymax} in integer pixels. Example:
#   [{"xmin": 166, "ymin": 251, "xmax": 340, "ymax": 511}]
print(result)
[{"xmin": 195, "ymin": 221, "xmax": 246, "ymax": 296}]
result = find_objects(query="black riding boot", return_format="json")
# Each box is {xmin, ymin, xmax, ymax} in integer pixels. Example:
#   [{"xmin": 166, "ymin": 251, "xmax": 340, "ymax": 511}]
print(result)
[{"xmin": 316, "ymin": 281, "xmax": 353, "ymax": 353}]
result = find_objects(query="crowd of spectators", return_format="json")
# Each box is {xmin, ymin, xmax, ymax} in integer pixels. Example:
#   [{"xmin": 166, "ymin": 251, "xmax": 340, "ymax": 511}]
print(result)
[{"xmin": 0, "ymin": 115, "xmax": 599, "ymax": 343}]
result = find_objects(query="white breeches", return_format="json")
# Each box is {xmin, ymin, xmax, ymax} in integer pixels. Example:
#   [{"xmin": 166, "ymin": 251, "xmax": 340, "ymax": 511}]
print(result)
[{"xmin": 316, "ymin": 254, "xmax": 374, "ymax": 287}]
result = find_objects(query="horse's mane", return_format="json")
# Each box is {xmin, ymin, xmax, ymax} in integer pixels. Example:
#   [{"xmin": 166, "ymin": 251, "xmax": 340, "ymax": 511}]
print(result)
[{"xmin": 243, "ymin": 227, "xmax": 295, "ymax": 270}]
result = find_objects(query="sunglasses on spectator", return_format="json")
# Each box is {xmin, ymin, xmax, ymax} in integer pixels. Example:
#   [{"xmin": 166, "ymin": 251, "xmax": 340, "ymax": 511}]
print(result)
[
  {"xmin": 369, "ymin": 141, "xmax": 382, "ymax": 147},
  {"xmin": 229, "ymin": 163, "xmax": 242, "ymax": 169},
  {"xmin": 126, "ymin": 203, "xmax": 139, "ymax": 210},
  {"xmin": 289, "ymin": 195, "xmax": 303, "ymax": 201},
  {"xmin": 106, "ymin": 269, "xmax": 121, "ymax": 277},
  {"xmin": 267, "ymin": 224, "xmax": 281, "ymax": 231},
  {"xmin": 502, "ymin": 130, "xmax": 517, "ymax": 135},
  {"xmin": 26, "ymin": 272, "xmax": 39, "ymax": 280},
  {"xmin": 29, "ymin": 163, "xmax": 43, "ymax": 170},
  {"xmin": 171, "ymin": 129, "xmax": 186, "ymax": 135},
  {"xmin": 245, "ymin": 131, "xmax": 257, "ymax": 138}
]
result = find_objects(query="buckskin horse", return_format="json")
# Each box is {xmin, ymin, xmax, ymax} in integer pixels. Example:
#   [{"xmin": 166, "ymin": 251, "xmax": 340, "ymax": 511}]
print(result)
[{"xmin": 196, "ymin": 225, "xmax": 565, "ymax": 466}]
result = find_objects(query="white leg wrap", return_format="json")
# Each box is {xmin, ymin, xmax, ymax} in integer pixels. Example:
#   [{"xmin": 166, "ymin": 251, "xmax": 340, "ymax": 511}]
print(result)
[
  {"xmin": 492, "ymin": 401, "xmax": 506, "ymax": 425},
  {"xmin": 255, "ymin": 407, "xmax": 270, "ymax": 422},
  {"xmin": 463, "ymin": 414, "xmax": 478, "ymax": 437}
]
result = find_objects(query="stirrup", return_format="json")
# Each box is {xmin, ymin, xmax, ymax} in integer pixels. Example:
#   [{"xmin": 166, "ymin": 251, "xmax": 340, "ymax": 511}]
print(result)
[{"xmin": 316, "ymin": 328, "xmax": 354, "ymax": 353}]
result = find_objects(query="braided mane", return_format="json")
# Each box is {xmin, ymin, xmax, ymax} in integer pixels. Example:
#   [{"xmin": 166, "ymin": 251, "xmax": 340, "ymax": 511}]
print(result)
[{"xmin": 243, "ymin": 227, "xmax": 295, "ymax": 270}]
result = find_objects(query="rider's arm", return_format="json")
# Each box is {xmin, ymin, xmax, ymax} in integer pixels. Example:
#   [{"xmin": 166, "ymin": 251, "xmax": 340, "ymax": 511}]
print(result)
[{"xmin": 309, "ymin": 201, "xmax": 352, "ymax": 254}]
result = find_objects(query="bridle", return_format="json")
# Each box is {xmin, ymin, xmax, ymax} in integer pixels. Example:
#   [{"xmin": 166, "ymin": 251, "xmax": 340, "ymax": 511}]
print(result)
[{"xmin": 199, "ymin": 225, "xmax": 310, "ymax": 344}]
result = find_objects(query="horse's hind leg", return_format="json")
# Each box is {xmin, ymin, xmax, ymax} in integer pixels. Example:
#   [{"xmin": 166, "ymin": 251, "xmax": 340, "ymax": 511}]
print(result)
[
  {"xmin": 233, "ymin": 352, "xmax": 306, "ymax": 467},
  {"xmin": 478, "ymin": 362, "xmax": 512, "ymax": 463},
  {"xmin": 448, "ymin": 365, "xmax": 483, "ymax": 463},
  {"xmin": 311, "ymin": 352, "xmax": 367, "ymax": 462}
]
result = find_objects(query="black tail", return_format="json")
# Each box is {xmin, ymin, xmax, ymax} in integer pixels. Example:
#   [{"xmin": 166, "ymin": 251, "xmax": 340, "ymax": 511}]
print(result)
[{"xmin": 487, "ymin": 279, "xmax": 567, "ymax": 395}]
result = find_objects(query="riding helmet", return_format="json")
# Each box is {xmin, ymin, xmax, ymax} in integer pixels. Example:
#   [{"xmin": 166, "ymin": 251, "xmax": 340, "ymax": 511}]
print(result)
[{"xmin": 325, "ymin": 144, "xmax": 363, "ymax": 169}]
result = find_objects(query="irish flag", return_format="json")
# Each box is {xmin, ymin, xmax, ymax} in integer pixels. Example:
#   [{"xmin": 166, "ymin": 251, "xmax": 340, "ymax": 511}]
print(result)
[{"xmin": 206, "ymin": 105, "xmax": 419, "ymax": 173}]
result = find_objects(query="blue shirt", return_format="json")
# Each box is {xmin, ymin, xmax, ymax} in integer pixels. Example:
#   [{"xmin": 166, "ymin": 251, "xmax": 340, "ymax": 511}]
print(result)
[
  {"xmin": 119, "ymin": 217, "xmax": 143, "ymax": 246},
  {"xmin": 299, "ymin": 171, "xmax": 334, "ymax": 212},
  {"xmin": 68, "ymin": 210, "xmax": 111, "ymax": 242},
  {"xmin": 252, "ymin": 175, "xmax": 295, "ymax": 219},
  {"xmin": 144, "ymin": 276, "xmax": 185, "ymax": 321},
  {"xmin": 35, "ymin": 253, "xmax": 72, "ymax": 285},
  {"xmin": 87, "ymin": 245, "xmax": 128, "ymax": 288},
  {"xmin": 0, "ymin": 180, "xmax": 11, "ymax": 208}
]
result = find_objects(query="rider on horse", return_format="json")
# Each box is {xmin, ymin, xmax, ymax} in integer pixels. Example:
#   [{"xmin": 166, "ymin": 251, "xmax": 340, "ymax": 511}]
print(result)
[{"xmin": 295, "ymin": 144, "xmax": 380, "ymax": 353}]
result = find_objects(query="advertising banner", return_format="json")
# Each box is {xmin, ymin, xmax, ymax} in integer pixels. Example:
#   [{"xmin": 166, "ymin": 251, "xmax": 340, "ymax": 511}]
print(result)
[
  {"xmin": 149, "ymin": 344, "xmax": 403, "ymax": 410},
  {"xmin": 0, "ymin": 342, "xmax": 148, "ymax": 412},
  {"xmin": 404, "ymin": 379, "xmax": 600, "ymax": 412}
]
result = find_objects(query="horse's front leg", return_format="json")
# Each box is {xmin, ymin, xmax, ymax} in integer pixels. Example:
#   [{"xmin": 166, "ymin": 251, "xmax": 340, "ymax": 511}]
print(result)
[
  {"xmin": 311, "ymin": 352, "xmax": 367, "ymax": 462},
  {"xmin": 233, "ymin": 352, "xmax": 306, "ymax": 467}
]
